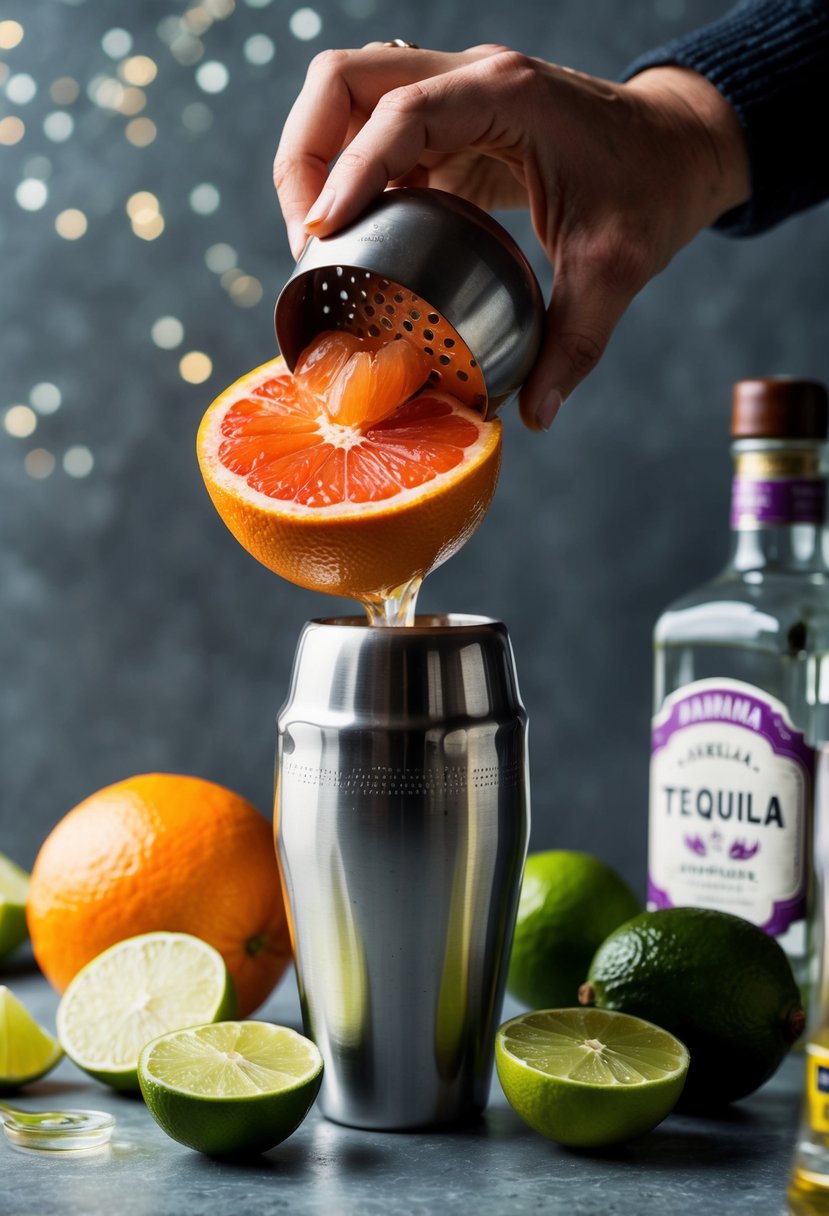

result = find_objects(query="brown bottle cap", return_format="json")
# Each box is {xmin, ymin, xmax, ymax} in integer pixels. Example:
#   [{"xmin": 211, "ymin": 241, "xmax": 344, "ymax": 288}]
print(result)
[{"xmin": 731, "ymin": 377, "xmax": 828, "ymax": 439}]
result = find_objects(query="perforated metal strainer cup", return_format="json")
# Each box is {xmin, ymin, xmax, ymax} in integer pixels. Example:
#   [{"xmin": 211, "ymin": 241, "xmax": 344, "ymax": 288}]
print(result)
[{"xmin": 274, "ymin": 187, "xmax": 545, "ymax": 418}]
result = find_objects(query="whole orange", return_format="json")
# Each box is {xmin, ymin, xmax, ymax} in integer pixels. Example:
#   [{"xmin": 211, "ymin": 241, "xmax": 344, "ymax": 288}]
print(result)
[{"xmin": 27, "ymin": 773, "xmax": 292, "ymax": 1017}]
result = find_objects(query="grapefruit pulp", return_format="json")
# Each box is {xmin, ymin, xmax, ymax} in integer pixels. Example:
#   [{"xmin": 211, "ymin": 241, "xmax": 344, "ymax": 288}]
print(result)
[{"xmin": 196, "ymin": 331, "xmax": 502, "ymax": 605}]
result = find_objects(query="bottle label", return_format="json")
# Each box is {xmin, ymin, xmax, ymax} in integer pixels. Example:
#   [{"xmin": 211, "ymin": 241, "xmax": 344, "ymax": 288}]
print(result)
[
  {"xmin": 806, "ymin": 1044, "xmax": 829, "ymax": 1134},
  {"xmin": 649, "ymin": 678, "xmax": 812, "ymax": 935},
  {"xmin": 730, "ymin": 476, "xmax": 826, "ymax": 528}
]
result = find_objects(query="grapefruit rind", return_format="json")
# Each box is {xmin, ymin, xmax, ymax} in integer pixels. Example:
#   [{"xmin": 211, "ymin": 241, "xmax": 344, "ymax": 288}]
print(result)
[{"xmin": 196, "ymin": 356, "xmax": 502, "ymax": 599}]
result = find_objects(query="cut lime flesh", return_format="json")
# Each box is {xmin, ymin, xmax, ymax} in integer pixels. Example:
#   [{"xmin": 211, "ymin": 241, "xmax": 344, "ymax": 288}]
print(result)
[
  {"xmin": 504, "ymin": 1007, "xmax": 688, "ymax": 1084},
  {"xmin": 56, "ymin": 932, "xmax": 236, "ymax": 1091},
  {"xmin": 0, "ymin": 986, "xmax": 63, "ymax": 1091},
  {"xmin": 496, "ymin": 1008, "xmax": 689, "ymax": 1148},
  {"xmin": 0, "ymin": 854, "xmax": 30, "ymax": 959},
  {"xmin": 142, "ymin": 1021, "xmax": 321, "ymax": 1096},
  {"xmin": 139, "ymin": 1021, "xmax": 323, "ymax": 1155}
]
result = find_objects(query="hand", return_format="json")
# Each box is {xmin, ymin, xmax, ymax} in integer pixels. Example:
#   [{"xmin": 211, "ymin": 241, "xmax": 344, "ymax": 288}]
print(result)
[{"xmin": 273, "ymin": 45, "xmax": 750, "ymax": 430}]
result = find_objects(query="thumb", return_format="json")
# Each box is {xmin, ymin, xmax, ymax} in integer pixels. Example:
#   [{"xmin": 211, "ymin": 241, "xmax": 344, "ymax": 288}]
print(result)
[{"xmin": 517, "ymin": 267, "xmax": 635, "ymax": 432}]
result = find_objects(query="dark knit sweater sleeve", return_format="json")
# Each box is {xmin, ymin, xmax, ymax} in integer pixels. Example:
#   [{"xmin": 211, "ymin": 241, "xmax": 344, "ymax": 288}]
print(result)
[{"xmin": 622, "ymin": 0, "xmax": 829, "ymax": 236}]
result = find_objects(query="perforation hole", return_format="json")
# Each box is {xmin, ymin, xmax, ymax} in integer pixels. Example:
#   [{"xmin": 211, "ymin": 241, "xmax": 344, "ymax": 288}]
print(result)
[
  {"xmin": 427, "ymin": 312, "xmax": 439, "ymax": 324},
  {"xmin": 423, "ymin": 328, "xmax": 434, "ymax": 342}
]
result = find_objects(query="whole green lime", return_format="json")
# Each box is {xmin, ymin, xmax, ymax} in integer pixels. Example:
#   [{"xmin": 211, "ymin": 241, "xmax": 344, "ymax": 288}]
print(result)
[
  {"xmin": 507, "ymin": 851, "xmax": 641, "ymax": 1010},
  {"xmin": 580, "ymin": 907, "xmax": 805, "ymax": 1108}
]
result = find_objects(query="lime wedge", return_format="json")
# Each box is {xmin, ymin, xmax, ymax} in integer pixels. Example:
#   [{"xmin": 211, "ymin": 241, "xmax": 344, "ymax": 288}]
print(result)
[
  {"xmin": 496, "ymin": 1007, "xmax": 689, "ymax": 1147},
  {"xmin": 0, "ymin": 853, "xmax": 30, "ymax": 959},
  {"xmin": 138, "ymin": 1021, "xmax": 323, "ymax": 1155},
  {"xmin": 0, "ymin": 986, "xmax": 63, "ymax": 1091},
  {"xmin": 56, "ymin": 932, "xmax": 237, "ymax": 1091}
]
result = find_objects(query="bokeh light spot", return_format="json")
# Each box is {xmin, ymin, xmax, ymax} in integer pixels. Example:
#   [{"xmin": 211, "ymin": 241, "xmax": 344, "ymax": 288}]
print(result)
[
  {"xmin": 125, "ymin": 117, "xmax": 157, "ymax": 146},
  {"xmin": 50, "ymin": 77, "xmax": 80, "ymax": 105},
  {"xmin": 151, "ymin": 316, "xmax": 185, "ymax": 349},
  {"xmin": 127, "ymin": 190, "xmax": 159, "ymax": 219},
  {"xmin": 189, "ymin": 183, "xmax": 220, "ymax": 215},
  {"xmin": 183, "ymin": 7, "xmax": 213, "ymax": 34},
  {"xmin": 24, "ymin": 449, "xmax": 56, "ymax": 480},
  {"xmin": 121, "ymin": 55, "xmax": 158, "ymax": 86},
  {"xmin": 55, "ymin": 209, "xmax": 88, "ymax": 240},
  {"xmin": 289, "ymin": 8, "xmax": 322, "ymax": 39},
  {"xmin": 245, "ymin": 0, "xmax": 274, "ymax": 7},
  {"xmin": 0, "ymin": 21, "xmax": 24, "ymax": 49},
  {"xmin": 63, "ymin": 445, "xmax": 95, "ymax": 478},
  {"xmin": 102, "ymin": 28, "xmax": 133, "ymax": 58},
  {"xmin": 133, "ymin": 213, "xmax": 165, "ymax": 240},
  {"xmin": 4, "ymin": 405, "xmax": 37, "ymax": 438},
  {"xmin": 195, "ymin": 61, "xmax": 229, "ymax": 93},
  {"xmin": 229, "ymin": 275, "xmax": 263, "ymax": 307},
  {"xmin": 243, "ymin": 34, "xmax": 275, "ymax": 64},
  {"xmin": 182, "ymin": 101, "xmax": 213, "ymax": 133},
  {"xmin": 44, "ymin": 111, "xmax": 74, "ymax": 141},
  {"xmin": 221, "ymin": 267, "xmax": 243, "ymax": 291},
  {"xmin": 118, "ymin": 87, "xmax": 146, "ymax": 115},
  {"xmin": 15, "ymin": 179, "xmax": 48, "ymax": 211},
  {"xmin": 6, "ymin": 73, "xmax": 37, "ymax": 105},
  {"xmin": 204, "ymin": 0, "xmax": 235, "ymax": 17},
  {"xmin": 30, "ymin": 383, "xmax": 62, "ymax": 414},
  {"xmin": 89, "ymin": 74, "xmax": 124, "ymax": 109},
  {"xmin": 171, "ymin": 34, "xmax": 204, "ymax": 65},
  {"xmin": 0, "ymin": 117, "xmax": 25, "ymax": 145},
  {"xmin": 23, "ymin": 155, "xmax": 51, "ymax": 180},
  {"xmin": 205, "ymin": 242, "xmax": 237, "ymax": 273},
  {"xmin": 179, "ymin": 352, "xmax": 213, "ymax": 383},
  {"xmin": 157, "ymin": 16, "xmax": 183, "ymax": 44}
]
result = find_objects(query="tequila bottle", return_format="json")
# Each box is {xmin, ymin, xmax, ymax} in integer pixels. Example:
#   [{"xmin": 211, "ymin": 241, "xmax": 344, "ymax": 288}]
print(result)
[{"xmin": 649, "ymin": 377, "xmax": 829, "ymax": 999}]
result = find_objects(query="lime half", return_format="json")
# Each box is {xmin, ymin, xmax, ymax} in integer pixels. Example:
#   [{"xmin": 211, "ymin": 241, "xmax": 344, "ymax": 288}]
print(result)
[
  {"xmin": 496, "ymin": 1007, "xmax": 689, "ymax": 1147},
  {"xmin": 56, "ymin": 932, "xmax": 237, "ymax": 1091},
  {"xmin": 138, "ymin": 1021, "xmax": 323, "ymax": 1155},
  {"xmin": 0, "ymin": 853, "xmax": 30, "ymax": 959},
  {"xmin": 0, "ymin": 986, "xmax": 63, "ymax": 1091}
]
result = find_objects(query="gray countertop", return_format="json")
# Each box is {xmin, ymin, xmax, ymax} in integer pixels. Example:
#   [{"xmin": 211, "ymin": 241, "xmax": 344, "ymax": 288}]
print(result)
[{"xmin": 2, "ymin": 952, "xmax": 805, "ymax": 1216}]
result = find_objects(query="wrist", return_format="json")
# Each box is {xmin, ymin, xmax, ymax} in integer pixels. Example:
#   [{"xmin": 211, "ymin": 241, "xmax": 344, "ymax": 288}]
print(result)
[{"xmin": 625, "ymin": 66, "xmax": 751, "ymax": 227}]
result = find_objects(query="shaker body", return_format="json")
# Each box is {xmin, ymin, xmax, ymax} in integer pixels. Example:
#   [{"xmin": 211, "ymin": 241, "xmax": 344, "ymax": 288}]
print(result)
[{"xmin": 275, "ymin": 615, "xmax": 530, "ymax": 1129}]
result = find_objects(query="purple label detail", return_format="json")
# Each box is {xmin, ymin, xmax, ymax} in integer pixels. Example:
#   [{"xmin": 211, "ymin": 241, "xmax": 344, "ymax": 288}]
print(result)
[
  {"xmin": 652, "ymin": 684, "xmax": 815, "ymax": 776},
  {"xmin": 681, "ymin": 831, "xmax": 761, "ymax": 860},
  {"xmin": 651, "ymin": 680, "xmax": 813, "ymax": 938},
  {"xmin": 729, "ymin": 839, "xmax": 760, "ymax": 861},
  {"xmin": 762, "ymin": 892, "xmax": 807, "ymax": 936},
  {"xmin": 730, "ymin": 476, "xmax": 826, "ymax": 527},
  {"xmin": 647, "ymin": 876, "xmax": 673, "ymax": 910}
]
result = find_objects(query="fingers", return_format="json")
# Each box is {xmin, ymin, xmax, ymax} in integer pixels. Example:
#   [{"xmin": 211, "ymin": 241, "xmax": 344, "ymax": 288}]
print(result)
[
  {"xmin": 273, "ymin": 45, "xmax": 512, "ymax": 256},
  {"xmin": 517, "ymin": 259, "xmax": 640, "ymax": 432}
]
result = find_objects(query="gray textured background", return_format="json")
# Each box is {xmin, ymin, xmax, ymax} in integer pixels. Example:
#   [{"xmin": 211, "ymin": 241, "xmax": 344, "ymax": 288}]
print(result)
[{"xmin": 2, "ymin": 0, "xmax": 828, "ymax": 900}]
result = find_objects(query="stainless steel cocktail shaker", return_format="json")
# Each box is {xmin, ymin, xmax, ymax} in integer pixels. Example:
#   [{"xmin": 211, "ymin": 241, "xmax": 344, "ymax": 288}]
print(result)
[{"xmin": 275, "ymin": 614, "xmax": 530, "ymax": 1129}]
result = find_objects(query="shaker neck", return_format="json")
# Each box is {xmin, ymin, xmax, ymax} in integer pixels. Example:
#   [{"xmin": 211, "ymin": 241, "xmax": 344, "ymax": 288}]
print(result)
[{"xmin": 727, "ymin": 439, "xmax": 826, "ymax": 572}]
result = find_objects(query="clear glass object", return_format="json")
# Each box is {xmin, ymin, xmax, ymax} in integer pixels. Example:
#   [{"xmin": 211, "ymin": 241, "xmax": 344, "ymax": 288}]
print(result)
[
  {"xmin": 789, "ymin": 749, "xmax": 829, "ymax": 1205},
  {"xmin": 650, "ymin": 432, "xmax": 829, "ymax": 1003},
  {"xmin": 0, "ymin": 1102, "xmax": 115, "ymax": 1152}
]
